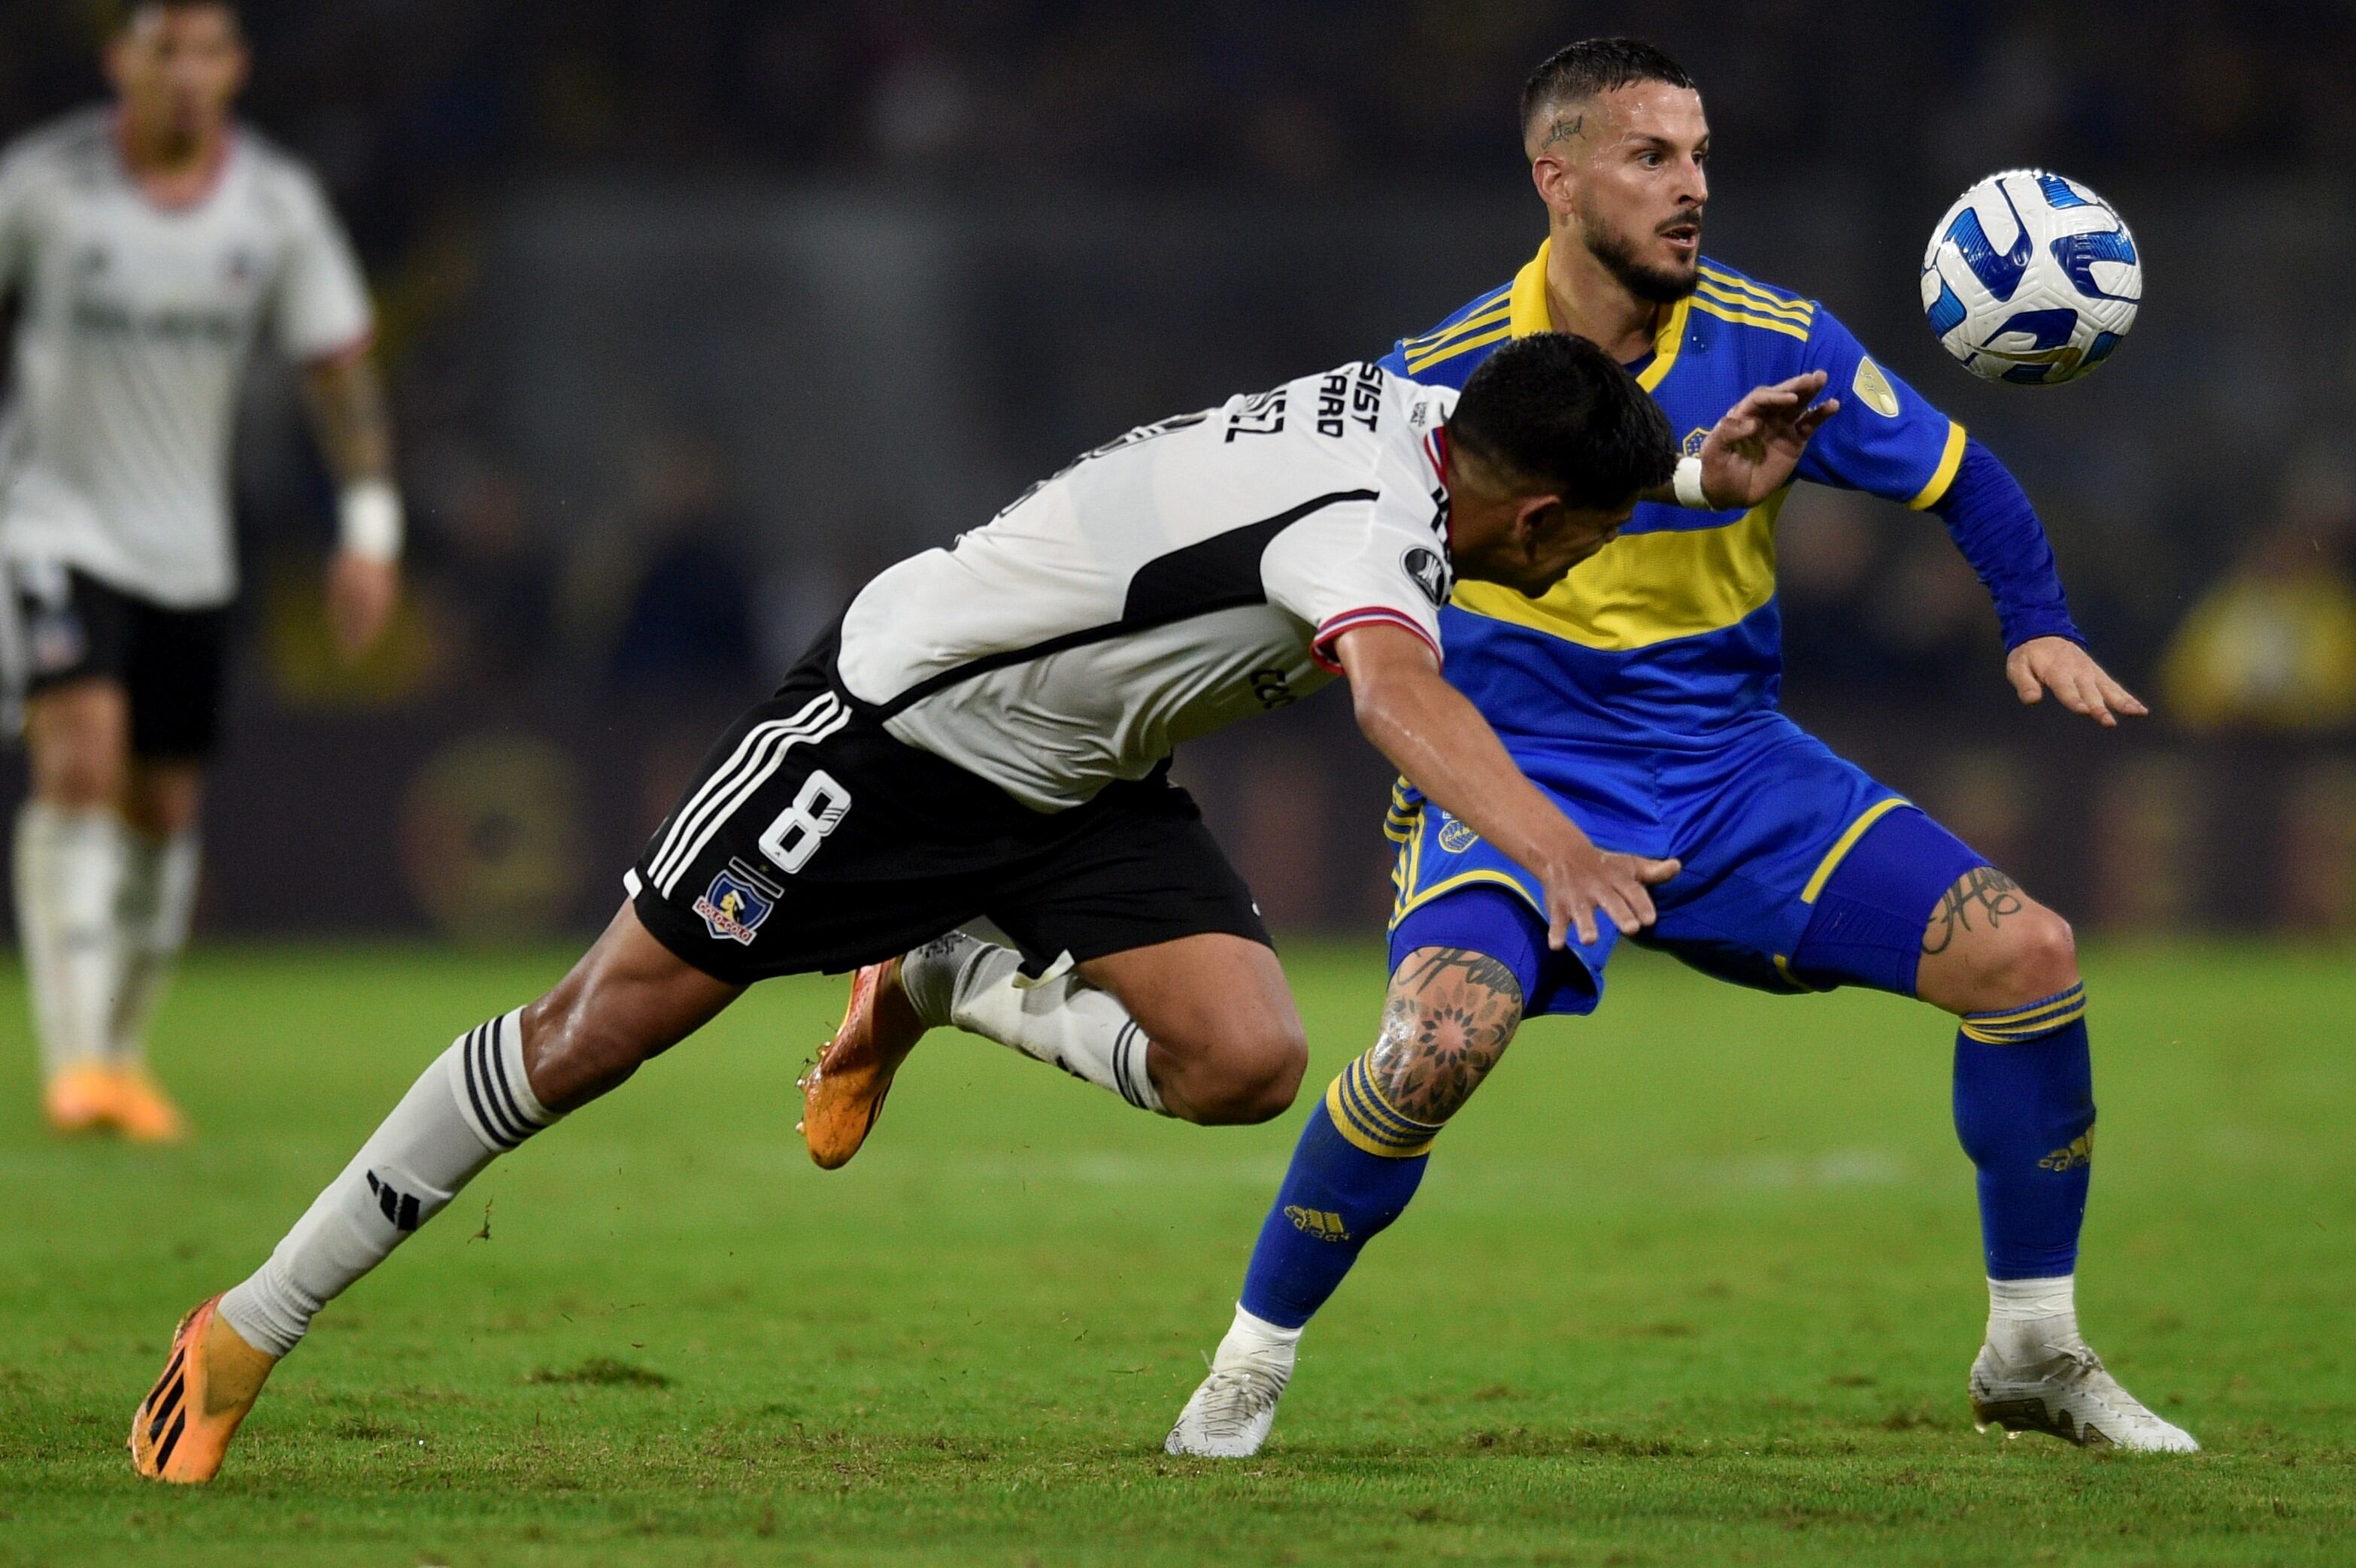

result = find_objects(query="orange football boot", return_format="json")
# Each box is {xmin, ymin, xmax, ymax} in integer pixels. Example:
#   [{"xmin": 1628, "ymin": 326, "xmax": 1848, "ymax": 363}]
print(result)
[
  {"xmin": 107, "ymin": 1065, "xmax": 188, "ymax": 1144},
  {"xmin": 797, "ymin": 957, "xmax": 928, "ymax": 1169},
  {"xmin": 129, "ymin": 1295, "xmax": 278, "ymax": 1483},
  {"xmin": 42, "ymin": 1063, "xmax": 118, "ymax": 1134}
]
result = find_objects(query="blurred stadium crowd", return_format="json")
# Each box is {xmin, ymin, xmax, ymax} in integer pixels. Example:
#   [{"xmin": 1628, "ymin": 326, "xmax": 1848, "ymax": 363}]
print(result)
[{"xmin": 4, "ymin": 1, "xmax": 2354, "ymax": 937}]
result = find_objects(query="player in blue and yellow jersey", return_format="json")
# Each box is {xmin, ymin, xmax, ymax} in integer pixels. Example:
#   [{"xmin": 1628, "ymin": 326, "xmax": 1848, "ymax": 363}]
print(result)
[{"xmin": 1168, "ymin": 38, "xmax": 2198, "ymax": 1458}]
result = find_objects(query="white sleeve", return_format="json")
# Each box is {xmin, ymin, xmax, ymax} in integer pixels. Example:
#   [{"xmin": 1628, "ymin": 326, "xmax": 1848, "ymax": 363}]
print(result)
[
  {"xmin": 268, "ymin": 165, "xmax": 374, "ymax": 362},
  {"xmin": 1258, "ymin": 484, "xmax": 1450, "ymax": 672}
]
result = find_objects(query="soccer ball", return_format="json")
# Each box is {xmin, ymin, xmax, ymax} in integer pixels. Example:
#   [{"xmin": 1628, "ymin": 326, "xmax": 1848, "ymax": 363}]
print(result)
[{"xmin": 1920, "ymin": 169, "xmax": 2140, "ymax": 385}]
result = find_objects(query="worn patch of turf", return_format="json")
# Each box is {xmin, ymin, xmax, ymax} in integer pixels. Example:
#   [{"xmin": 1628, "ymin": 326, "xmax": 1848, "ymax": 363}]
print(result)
[{"xmin": 0, "ymin": 940, "xmax": 2348, "ymax": 1564}]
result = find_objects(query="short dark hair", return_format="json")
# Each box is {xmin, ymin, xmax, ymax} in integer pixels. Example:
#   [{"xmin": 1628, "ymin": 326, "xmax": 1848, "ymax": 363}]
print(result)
[
  {"xmin": 114, "ymin": 0, "xmax": 241, "ymax": 32},
  {"xmin": 1519, "ymin": 38, "xmax": 1696, "ymax": 142},
  {"xmin": 1448, "ymin": 334, "xmax": 1678, "ymax": 510}
]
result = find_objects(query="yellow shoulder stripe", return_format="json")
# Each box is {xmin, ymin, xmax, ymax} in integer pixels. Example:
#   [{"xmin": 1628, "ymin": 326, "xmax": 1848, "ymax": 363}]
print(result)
[
  {"xmin": 1907, "ymin": 421, "xmax": 1969, "ymax": 510},
  {"xmin": 1695, "ymin": 277, "xmax": 1812, "ymax": 325},
  {"xmin": 1405, "ymin": 323, "xmax": 1513, "ymax": 372},
  {"xmin": 1401, "ymin": 296, "xmax": 1511, "ymax": 355},
  {"xmin": 1688, "ymin": 296, "xmax": 1811, "ymax": 341},
  {"xmin": 1698, "ymin": 265, "xmax": 1814, "ymax": 317}
]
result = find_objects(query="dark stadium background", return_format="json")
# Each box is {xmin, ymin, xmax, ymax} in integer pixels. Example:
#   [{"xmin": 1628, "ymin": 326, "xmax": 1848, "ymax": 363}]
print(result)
[{"xmin": 3, "ymin": 1, "xmax": 2352, "ymax": 941}]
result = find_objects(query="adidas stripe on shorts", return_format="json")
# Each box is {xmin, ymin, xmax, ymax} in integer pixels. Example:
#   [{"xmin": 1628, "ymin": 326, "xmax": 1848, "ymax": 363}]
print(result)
[{"xmin": 625, "ymin": 629, "xmax": 1271, "ymax": 987}]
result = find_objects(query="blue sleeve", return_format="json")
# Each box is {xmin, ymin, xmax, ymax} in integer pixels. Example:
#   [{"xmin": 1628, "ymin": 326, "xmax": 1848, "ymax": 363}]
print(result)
[
  {"xmin": 1788, "ymin": 307, "xmax": 2081, "ymax": 648},
  {"xmin": 1792, "ymin": 307, "xmax": 1965, "ymax": 506},
  {"xmin": 1930, "ymin": 438, "xmax": 2084, "ymax": 650}
]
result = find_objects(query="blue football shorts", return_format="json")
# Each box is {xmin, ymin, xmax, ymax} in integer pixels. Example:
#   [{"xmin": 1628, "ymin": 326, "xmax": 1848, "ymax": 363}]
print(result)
[{"xmin": 1384, "ymin": 711, "xmax": 1987, "ymax": 1015}]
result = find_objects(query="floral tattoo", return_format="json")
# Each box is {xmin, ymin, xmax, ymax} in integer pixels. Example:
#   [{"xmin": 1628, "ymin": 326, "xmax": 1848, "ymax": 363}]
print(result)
[{"xmin": 1367, "ymin": 947, "xmax": 1525, "ymax": 1123}]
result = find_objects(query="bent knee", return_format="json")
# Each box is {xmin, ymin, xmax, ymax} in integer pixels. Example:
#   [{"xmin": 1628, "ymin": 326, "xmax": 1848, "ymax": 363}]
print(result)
[
  {"xmin": 1178, "ymin": 1022, "xmax": 1307, "ymax": 1125},
  {"xmin": 1977, "ymin": 903, "xmax": 2080, "ymax": 1010}
]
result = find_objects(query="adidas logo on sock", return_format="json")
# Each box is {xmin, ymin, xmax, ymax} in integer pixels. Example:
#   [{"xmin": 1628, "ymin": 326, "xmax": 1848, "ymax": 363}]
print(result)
[
  {"xmin": 1284, "ymin": 1205, "xmax": 1351, "ymax": 1242},
  {"xmin": 365, "ymin": 1170, "xmax": 423, "ymax": 1231}
]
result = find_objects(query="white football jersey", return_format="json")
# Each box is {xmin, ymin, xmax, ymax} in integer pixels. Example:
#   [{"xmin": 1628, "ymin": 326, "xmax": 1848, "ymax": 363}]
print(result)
[
  {"xmin": 838, "ymin": 361, "xmax": 1459, "ymax": 811},
  {"xmin": 0, "ymin": 109, "xmax": 373, "ymax": 607}
]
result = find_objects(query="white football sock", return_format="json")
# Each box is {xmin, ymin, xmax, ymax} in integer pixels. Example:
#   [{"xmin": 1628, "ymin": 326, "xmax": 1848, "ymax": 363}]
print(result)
[
  {"xmin": 1218, "ymin": 1302, "xmax": 1303, "ymax": 1364},
  {"xmin": 219, "ymin": 1011, "xmax": 557, "ymax": 1358},
  {"xmin": 111, "ymin": 828, "xmax": 200, "ymax": 1064},
  {"xmin": 1985, "ymin": 1274, "xmax": 2081, "ymax": 1361},
  {"xmin": 899, "ymin": 931, "xmax": 1165, "ymax": 1114},
  {"xmin": 14, "ymin": 802, "xmax": 123, "ymax": 1078}
]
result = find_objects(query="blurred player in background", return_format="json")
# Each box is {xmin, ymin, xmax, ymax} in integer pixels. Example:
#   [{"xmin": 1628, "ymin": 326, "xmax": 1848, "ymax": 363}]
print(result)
[
  {"xmin": 0, "ymin": 0, "xmax": 400, "ymax": 1139},
  {"xmin": 1170, "ymin": 38, "xmax": 2195, "ymax": 1457}
]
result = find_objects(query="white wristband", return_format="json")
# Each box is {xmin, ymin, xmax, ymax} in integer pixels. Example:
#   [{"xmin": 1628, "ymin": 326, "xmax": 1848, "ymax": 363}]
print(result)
[
  {"xmin": 1672, "ymin": 454, "xmax": 1711, "ymax": 510},
  {"xmin": 338, "ymin": 478, "xmax": 403, "ymax": 562}
]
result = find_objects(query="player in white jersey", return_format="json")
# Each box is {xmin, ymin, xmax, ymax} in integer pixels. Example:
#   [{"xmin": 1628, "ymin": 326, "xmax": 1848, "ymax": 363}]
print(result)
[
  {"xmin": 0, "ymin": 2, "xmax": 402, "ymax": 1139},
  {"xmin": 127, "ymin": 334, "xmax": 1834, "ymax": 1482}
]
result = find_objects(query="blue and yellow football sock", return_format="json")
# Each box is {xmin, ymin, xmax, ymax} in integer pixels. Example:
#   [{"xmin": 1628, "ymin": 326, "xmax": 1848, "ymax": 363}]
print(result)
[
  {"xmin": 1237, "ymin": 1054, "xmax": 1444, "ymax": 1330},
  {"xmin": 1951, "ymin": 981, "xmax": 2094, "ymax": 1281}
]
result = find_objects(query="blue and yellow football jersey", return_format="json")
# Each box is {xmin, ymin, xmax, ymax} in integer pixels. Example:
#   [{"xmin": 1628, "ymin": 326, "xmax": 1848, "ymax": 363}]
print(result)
[
  {"xmin": 1380, "ymin": 238, "xmax": 1966, "ymax": 751},
  {"xmin": 1374, "ymin": 238, "xmax": 1997, "ymax": 1012}
]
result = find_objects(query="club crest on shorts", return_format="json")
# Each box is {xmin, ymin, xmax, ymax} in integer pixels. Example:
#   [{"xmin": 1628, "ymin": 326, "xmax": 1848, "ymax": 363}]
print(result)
[
  {"xmin": 1437, "ymin": 814, "xmax": 1479, "ymax": 854},
  {"xmin": 694, "ymin": 858, "xmax": 784, "ymax": 946}
]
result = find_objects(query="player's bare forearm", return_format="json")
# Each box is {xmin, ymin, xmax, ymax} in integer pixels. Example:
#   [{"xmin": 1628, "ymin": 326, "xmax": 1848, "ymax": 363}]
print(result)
[
  {"xmin": 299, "ymin": 351, "xmax": 394, "ymax": 484},
  {"xmin": 302, "ymin": 352, "xmax": 402, "ymax": 657},
  {"xmin": 1338, "ymin": 628, "xmax": 1588, "ymax": 877},
  {"xmin": 1333, "ymin": 623, "xmax": 1678, "ymax": 945}
]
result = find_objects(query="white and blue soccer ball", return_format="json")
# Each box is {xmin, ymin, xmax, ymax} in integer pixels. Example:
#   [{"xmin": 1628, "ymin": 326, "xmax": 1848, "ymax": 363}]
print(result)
[{"xmin": 1921, "ymin": 169, "xmax": 2140, "ymax": 385}]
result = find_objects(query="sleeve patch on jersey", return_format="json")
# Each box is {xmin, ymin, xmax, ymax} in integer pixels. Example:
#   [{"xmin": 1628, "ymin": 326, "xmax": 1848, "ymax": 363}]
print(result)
[
  {"xmin": 1851, "ymin": 356, "xmax": 1902, "ymax": 418},
  {"xmin": 1401, "ymin": 546, "xmax": 1451, "ymax": 607}
]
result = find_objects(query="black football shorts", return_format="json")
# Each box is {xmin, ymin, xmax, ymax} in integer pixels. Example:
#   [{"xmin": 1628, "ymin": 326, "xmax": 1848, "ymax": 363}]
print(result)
[
  {"xmin": 626, "ymin": 632, "xmax": 1272, "ymax": 986},
  {"xmin": 11, "ymin": 561, "xmax": 233, "ymax": 760}
]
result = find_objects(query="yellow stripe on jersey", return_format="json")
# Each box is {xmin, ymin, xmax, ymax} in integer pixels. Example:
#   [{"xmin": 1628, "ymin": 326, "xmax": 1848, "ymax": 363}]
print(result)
[
  {"xmin": 1506, "ymin": 241, "xmax": 1554, "ymax": 336},
  {"xmin": 1405, "ymin": 321, "xmax": 1512, "ymax": 372},
  {"xmin": 1689, "ymin": 294, "xmax": 1812, "ymax": 341},
  {"xmin": 1400, "ymin": 297, "xmax": 1512, "ymax": 361},
  {"xmin": 1694, "ymin": 277, "xmax": 1813, "ymax": 326},
  {"xmin": 1907, "ymin": 420, "xmax": 1969, "ymax": 510},
  {"xmin": 1697, "ymin": 265, "xmax": 1815, "ymax": 320},
  {"xmin": 1450, "ymin": 487, "xmax": 1784, "ymax": 652}
]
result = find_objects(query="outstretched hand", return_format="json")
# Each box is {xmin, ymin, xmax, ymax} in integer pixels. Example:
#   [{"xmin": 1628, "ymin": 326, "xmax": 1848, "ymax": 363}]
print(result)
[
  {"xmin": 2006, "ymin": 635, "xmax": 2148, "ymax": 728},
  {"xmin": 1698, "ymin": 371, "xmax": 1839, "ymax": 509}
]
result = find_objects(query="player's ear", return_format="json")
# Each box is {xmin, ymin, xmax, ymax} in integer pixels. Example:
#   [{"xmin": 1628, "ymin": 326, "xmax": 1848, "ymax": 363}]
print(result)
[
  {"xmin": 1529, "ymin": 153, "xmax": 1575, "ymax": 220},
  {"xmin": 1514, "ymin": 494, "xmax": 1563, "ymax": 550}
]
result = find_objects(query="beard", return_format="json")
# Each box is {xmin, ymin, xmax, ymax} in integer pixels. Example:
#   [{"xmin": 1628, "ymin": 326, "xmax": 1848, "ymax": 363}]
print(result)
[{"xmin": 1579, "ymin": 206, "xmax": 1702, "ymax": 305}]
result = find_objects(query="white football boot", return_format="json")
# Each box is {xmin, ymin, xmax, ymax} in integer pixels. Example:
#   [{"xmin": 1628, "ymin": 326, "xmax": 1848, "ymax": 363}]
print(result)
[
  {"xmin": 1166, "ymin": 1338, "xmax": 1295, "ymax": 1457},
  {"xmin": 1969, "ymin": 1339, "xmax": 2199, "ymax": 1452}
]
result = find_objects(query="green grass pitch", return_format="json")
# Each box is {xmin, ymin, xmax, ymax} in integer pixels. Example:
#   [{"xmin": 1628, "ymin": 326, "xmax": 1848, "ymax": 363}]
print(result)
[{"xmin": 1, "ymin": 939, "xmax": 2350, "ymax": 1564}]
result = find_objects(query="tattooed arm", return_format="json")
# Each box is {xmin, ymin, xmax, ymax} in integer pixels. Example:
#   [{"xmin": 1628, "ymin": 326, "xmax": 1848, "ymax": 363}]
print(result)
[
  {"xmin": 1367, "ymin": 947, "xmax": 1526, "ymax": 1124},
  {"xmin": 299, "ymin": 350, "xmax": 401, "ymax": 659}
]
